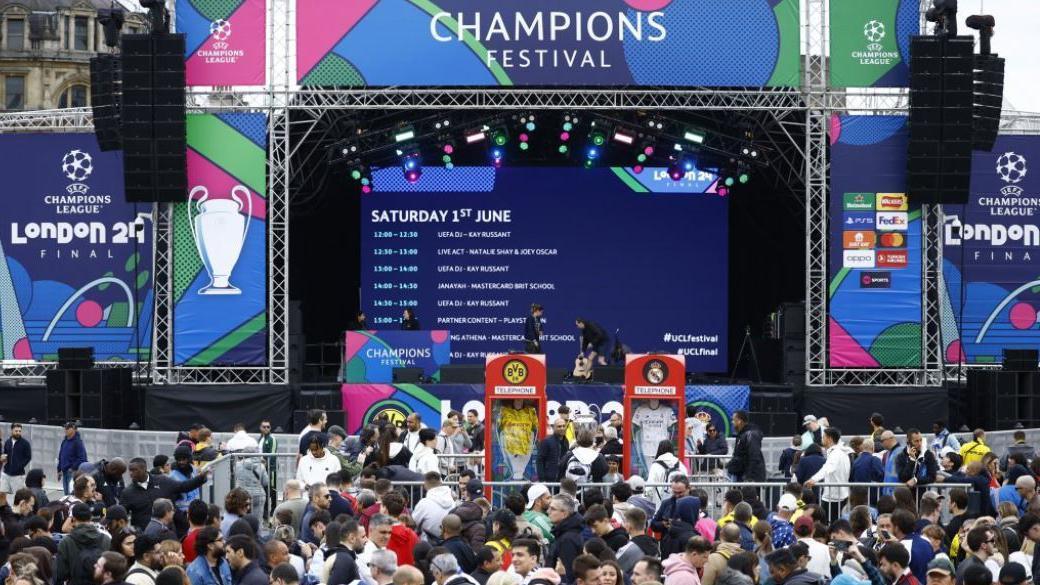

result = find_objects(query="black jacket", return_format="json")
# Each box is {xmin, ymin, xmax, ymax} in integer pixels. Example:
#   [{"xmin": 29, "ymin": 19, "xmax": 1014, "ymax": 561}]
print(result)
[
  {"xmin": 449, "ymin": 501, "xmax": 487, "ymax": 550},
  {"xmin": 650, "ymin": 496, "xmax": 681, "ymax": 534},
  {"xmin": 536, "ymin": 435, "xmax": 568, "ymax": 482},
  {"xmin": 401, "ymin": 318, "xmax": 420, "ymax": 331},
  {"xmin": 468, "ymin": 423, "xmax": 485, "ymax": 452},
  {"xmin": 602, "ymin": 527, "xmax": 630, "ymax": 552},
  {"xmin": 328, "ymin": 490, "xmax": 355, "ymax": 519},
  {"xmin": 660, "ymin": 519, "xmax": 697, "ymax": 558},
  {"xmin": 632, "ymin": 534, "xmax": 660, "ymax": 557},
  {"xmin": 443, "ymin": 535, "xmax": 478, "ymax": 573},
  {"xmin": 699, "ymin": 436, "xmax": 729, "ymax": 455},
  {"xmin": 896, "ymin": 448, "xmax": 939, "ymax": 485},
  {"xmin": 546, "ymin": 513, "xmax": 584, "ymax": 585},
  {"xmin": 122, "ymin": 473, "xmax": 208, "ymax": 530},
  {"xmin": 580, "ymin": 321, "xmax": 608, "ymax": 349},
  {"xmin": 56, "ymin": 523, "xmax": 111, "ymax": 585},
  {"xmin": 326, "ymin": 546, "xmax": 361, "ymax": 585},
  {"xmin": 91, "ymin": 460, "xmax": 126, "ymax": 508},
  {"xmin": 727, "ymin": 422, "xmax": 766, "ymax": 481},
  {"xmin": 601, "ymin": 439, "xmax": 623, "ymax": 458},
  {"xmin": 2, "ymin": 437, "xmax": 31, "ymax": 476},
  {"xmin": 233, "ymin": 561, "xmax": 268, "ymax": 585},
  {"xmin": 778, "ymin": 447, "xmax": 797, "ymax": 477},
  {"xmin": 523, "ymin": 315, "xmax": 541, "ymax": 343},
  {"xmin": 471, "ymin": 568, "xmax": 493, "ymax": 585}
]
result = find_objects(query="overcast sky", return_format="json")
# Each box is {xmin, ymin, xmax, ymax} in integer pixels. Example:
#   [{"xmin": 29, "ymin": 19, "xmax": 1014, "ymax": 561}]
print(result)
[{"xmin": 954, "ymin": 0, "xmax": 1038, "ymax": 113}]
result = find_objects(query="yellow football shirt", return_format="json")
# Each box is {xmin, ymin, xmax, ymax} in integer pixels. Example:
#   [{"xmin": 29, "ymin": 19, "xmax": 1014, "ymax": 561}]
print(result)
[{"xmin": 500, "ymin": 406, "xmax": 539, "ymax": 456}]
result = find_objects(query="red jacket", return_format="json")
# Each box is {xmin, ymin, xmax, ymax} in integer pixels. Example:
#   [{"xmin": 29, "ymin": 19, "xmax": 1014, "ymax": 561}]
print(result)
[{"xmin": 388, "ymin": 524, "xmax": 418, "ymax": 567}]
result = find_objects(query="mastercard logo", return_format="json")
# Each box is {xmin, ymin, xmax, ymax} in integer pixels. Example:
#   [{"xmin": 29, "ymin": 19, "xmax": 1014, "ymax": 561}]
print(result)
[{"xmin": 879, "ymin": 233, "xmax": 905, "ymax": 247}]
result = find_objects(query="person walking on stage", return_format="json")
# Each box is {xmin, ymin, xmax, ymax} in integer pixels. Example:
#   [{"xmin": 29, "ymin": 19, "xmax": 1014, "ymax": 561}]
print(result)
[
  {"xmin": 524, "ymin": 304, "xmax": 544, "ymax": 353},
  {"xmin": 401, "ymin": 308, "xmax": 420, "ymax": 330},
  {"xmin": 576, "ymin": 318, "xmax": 609, "ymax": 366}
]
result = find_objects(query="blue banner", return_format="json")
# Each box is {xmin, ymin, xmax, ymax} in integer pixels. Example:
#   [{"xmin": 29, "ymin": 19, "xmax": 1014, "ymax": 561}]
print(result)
[{"xmin": 0, "ymin": 134, "xmax": 152, "ymax": 362}]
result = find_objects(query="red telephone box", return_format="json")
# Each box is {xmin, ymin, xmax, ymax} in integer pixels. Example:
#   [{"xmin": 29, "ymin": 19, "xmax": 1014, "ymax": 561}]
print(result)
[
  {"xmin": 623, "ymin": 354, "xmax": 686, "ymax": 478},
  {"xmin": 484, "ymin": 354, "xmax": 548, "ymax": 482}
]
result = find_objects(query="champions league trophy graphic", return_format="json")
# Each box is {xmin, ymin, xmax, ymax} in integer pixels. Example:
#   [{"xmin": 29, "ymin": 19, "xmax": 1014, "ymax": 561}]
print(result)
[{"xmin": 189, "ymin": 184, "xmax": 252, "ymax": 295}]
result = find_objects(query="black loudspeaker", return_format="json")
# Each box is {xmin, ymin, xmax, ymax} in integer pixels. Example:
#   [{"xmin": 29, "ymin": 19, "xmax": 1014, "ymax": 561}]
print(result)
[
  {"xmin": 967, "ymin": 370, "xmax": 1040, "ymax": 430},
  {"xmin": 120, "ymin": 33, "xmax": 186, "ymax": 203},
  {"xmin": 45, "ymin": 368, "xmax": 132, "ymax": 428},
  {"xmin": 439, "ymin": 365, "xmax": 485, "ymax": 383},
  {"xmin": 296, "ymin": 388, "xmax": 340, "ymax": 411},
  {"xmin": 89, "ymin": 54, "xmax": 121, "ymax": 151},
  {"xmin": 908, "ymin": 35, "xmax": 975, "ymax": 205},
  {"xmin": 1003, "ymin": 349, "xmax": 1039, "ymax": 372},
  {"xmin": 593, "ymin": 366, "xmax": 624, "ymax": 384},
  {"xmin": 58, "ymin": 347, "xmax": 94, "ymax": 370},
  {"xmin": 779, "ymin": 302, "xmax": 805, "ymax": 341},
  {"xmin": 292, "ymin": 410, "xmax": 346, "ymax": 434},
  {"xmin": 972, "ymin": 53, "xmax": 1005, "ymax": 151},
  {"xmin": 393, "ymin": 367, "xmax": 424, "ymax": 383}
]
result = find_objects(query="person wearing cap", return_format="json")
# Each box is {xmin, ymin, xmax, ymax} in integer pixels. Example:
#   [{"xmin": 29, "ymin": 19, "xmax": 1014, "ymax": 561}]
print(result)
[
  {"xmin": 801, "ymin": 416, "xmax": 824, "ymax": 450},
  {"xmin": 625, "ymin": 476, "xmax": 656, "ymax": 519},
  {"xmin": 999, "ymin": 562, "xmax": 1030, "ymax": 585},
  {"xmin": 927, "ymin": 556, "xmax": 957, "ymax": 585},
  {"xmin": 296, "ymin": 433, "xmax": 339, "ymax": 489},
  {"xmin": 169, "ymin": 445, "xmax": 200, "ymax": 513},
  {"xmin": 58, "ymin": 422, "xmax": 88, "ymax": 496},
  {"xmin": 105, "ymin": 504, "xmax": 129, "ymax": 537},
  {"xmin": 771, "ymin": 493, "xmax": 798, "ymax": 548},
  {"xmin": 56, "ymin": 502, "xmax": 112, "ymax": 585},
  {"xmin": 524, "ymin": 483, "xmax": 554, "ymax": 543},
  {"xmin": 792, "ymin": 514, "xmax": 831, "ymax": 578},
  {"xmin": 449, "ymin": 479, "xmax": 487, "ymax": 549},
  {"xmin": 413, "ymin": 471, "xmax": 456, "ymax": 542}
]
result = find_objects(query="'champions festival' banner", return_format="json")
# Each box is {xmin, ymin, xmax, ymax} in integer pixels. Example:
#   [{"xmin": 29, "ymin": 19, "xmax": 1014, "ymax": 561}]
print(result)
[
  {"xmin": 177, "ymin": 0, "xmax": 266, "ymax": 86},
  {"xmin": 343, "ymin": 330, "xmax": 452, "ymax": 383},
  {"xmin": 0, "ymin": 134, "xmax": 152, "ymax": 362},
  {"xmin": 339, "ymin": 383, "xmax": 749, "ymax": 436},
  {"xmin": 829, "ymin": 0, "xmax": 919, "ymax": 88},
  {"xmin": 173, "ymin": 113, "xmax": 267, "ymax": 365},
  {"xmin": 295, "ymin": 0, "xmax": 799, "ymax": 87}
]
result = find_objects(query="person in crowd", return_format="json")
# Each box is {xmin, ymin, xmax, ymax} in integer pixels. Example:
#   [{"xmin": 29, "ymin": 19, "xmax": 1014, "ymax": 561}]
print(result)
[
  {"xmin": 382, "ymin": 492, "xmax": 418, "ymax": 567},
  {"xmin": 960, "ymin": 430, "xmax": 992, "ymax": 468},
  {"xmin": 470, "ymin": 546, "xmax": 500, "ymax": 585},
  {"xmin": 647, "ymin": 440, "xmax": 690, "ymax": 504},
  {"xmin": 880, "ymin": 431, "xmax": 906, "ymax": 495},
  {"xmin": 931, "ymin": 421, "xmax": 961, "ymax": 458},
  {"xmin": 270, "ymin": 563, "xmax": 298, "ymax": 585},
  {"xmin": 624, "ymin": 507, "xmax": 660, "ymax": 558},
  {"xmin": 151, "ymin": 455, "xmax": 171, "ymax": 477},
  {"xmin": 765, "ymin": 547, "xmax": 826, "ymax": 585},
  {"xmin": 225, "ymin": 534, "xmax": 266, "ymax": 585},
  {"xmin": 95, "ymin": 552, "xmax": 130, "ymax": 585},
  {"xmin": 957, "ymin": 526, "xmax": 996, "ymax": 585},
  {"xmin": 801, "ymin": 416, "xmax": 824, "ymax": 449},
  {"xmin": 55, "ymin": 503, "xmax": 111, "ymax": 585},
  {"xmin": 92, "ymin": 458, "xmax": 128, "ymax": 508},
  {"xmin": 851, "ymin": 436, "xmax": 884, "ymax": 483},
  {"xmin": 803, "ymin": 428, "xmax": 853, "ymax": 521},
  {"xmin": 794, "ymin": 444, "xmax": 826, "ymax": 487},
  {"xmin": 728, "ymin": 411, "xmax": 765, "ymax": 482},
  {"xmin": 523, "ymin": 483, "xmax": 554, "ymax": 543},
  {"xmin": 561, "ymin": 429, "xmax": 608, "ymax": 486},
  {"xmin": 546, "ymin": 494, "xmax": 584, "ymax": 584},
  {"xmin": 447, "ymin": 479, "xmax": 486, "ymax": 549},
  {"xmin": 699, "ymin": 423, "xmax": 729, "ymax": 456},
  {"xmin": 377, "ymin": 425, "xmax": 413, "ymax": 469},
  {"xmin": 584, "ymin": 504, "xmax": 641, "ymax": 572},
  {"xmin": 401, "ymin": 308, "xmax": 420, "ymax": 331},
  {"xmin": 23, "ymin": 469, "xmax": 48, "ymax": 512},
  {"xmin": 703, "ymin": 525, "xmax": 745, "ymax": 585},
  {"xmin": 771, "ymin": 493, "xmax": 798, "ymax": 549},
  {"xmin": 143, "ymin": 499, "xmax": 177, "ymax": 542},
  {"xmin": 122, "ymin": 457, "xmax": 209, "ymax": 531},
  {"xmin": 127, "ymin": 535, "xmax": 163, "ymax": 585},
  {"xmin": 324, "ymin": 472, "xmax": 355, "ymax": 519},
  {"xmin": 401, "ymin": 414, "xmax": 425, "ymax": 454},
  {"xmin": 409, "ymin": 429, "xmax": 440, "ymax": 476},
  {"xmin": 296, "ymin": 434, "xmax": 339, "ymax": 489},
  {"xmin": 2, "ymin": 423, "xmax": 31, "ymax": 495},
  {"xmin": 192, "ymin": 429, "xmax": 220, "ymax": 467},
  {"xmin": 465, "ymin": 409, "xmax": 485, "ymax": 453},
  {"xmin": 437, "ymin": 514, "xmax": 475, "ymax": 573},
  {"xmin": 58, "ymin": 422, "xmax": 88, "ymax": 496},
  {"xmin": 891, "ymin": 508, "xmax": 934, "ymax": 583},
  {"xmin": 221, "ymin": 488, "xmax": 252, "ymax": 538},
  {"xmin": 537, "ymin": 419, "xmax": 570, "ymax": 483},
  {"xmin": 273, "ymin": 480, "xmax": 307, "ymax": 536},
  {"xmin": 181, "ymin": 500, "xmax": 208, "ymax": 564},
  {"xmin": 168, "ymin": 446, "xmax": 201, "ymax": 516},
  {"xmin": 779, "ymin": 436, "xmax": 802, "ymax": 479},
  {"xmin": 879, "ymin": 542, "xmax": 921, "ymax": 585},
  {"xmin": 651, "ymin": 474, "xmax": 692, "ymax": 537},
  {"xmin": 1002, "ymin": 431, "xmax": 1036, "ymax": 470},
  {"xmin": 897, "ymin": 428, "xmax": 939, "ymax": 492},
  {"xmin": 632, "ymin": 557, "xmax": 663, "ymax": 585},
  {"xmin": 792, "ymin": 516, "xmax": 829, "ymax": 577}
]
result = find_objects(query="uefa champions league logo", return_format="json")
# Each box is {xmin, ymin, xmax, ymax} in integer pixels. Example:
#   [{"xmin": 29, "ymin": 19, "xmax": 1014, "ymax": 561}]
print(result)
[
  {"xmin": 864, "ymin": 20, "xmax": 886, "ymax": 51},
  {"xmin": 210, "ymin": 19, "xmax": 231, "ymax": 49},
  {"xmin": 997, "ymin": 151, "xmax": 1027, "ymax": 196},
  {"xmin": 62, "ymin": 149, "xmax": 93, "ymax": 194}
]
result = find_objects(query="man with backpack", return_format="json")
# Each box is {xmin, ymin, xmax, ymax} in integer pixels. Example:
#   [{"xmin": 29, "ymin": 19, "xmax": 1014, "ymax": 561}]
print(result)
[
  {"xmin": 56, "ymin": 503, "xmax": 111, "ymax": 585},
  {"xmin": 560, "ymin": 430, "xmax": 607, "ymax": 486}
]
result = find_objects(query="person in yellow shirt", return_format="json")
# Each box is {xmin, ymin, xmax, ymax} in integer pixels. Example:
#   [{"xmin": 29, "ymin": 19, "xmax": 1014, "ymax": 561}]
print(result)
[
  {"xmin": 716, "ymin": 490, "xmax": 758, "ymax": 531},
  {"xmin": 557, "ymin": 404, "xmax": 576, "ymax": 444},
  {"xmin": 498, "ymin": 400, "xmax": 539, "ymax": 480},
  {"xmin": 960, "ymin": 428, "xmax": 992, "ymax": 468}
]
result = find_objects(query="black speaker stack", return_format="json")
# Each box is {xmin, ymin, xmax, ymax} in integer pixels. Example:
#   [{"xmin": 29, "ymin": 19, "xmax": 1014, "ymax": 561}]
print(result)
[
  {"xmin": 119, "ymin": 33, "xmax": 186, "ymax": 203},
  {"xmin": 45, "ymin": 354, "xmax": 133, "ymax": 429},
  {"xmin": 907, "ymin": 35, "xmax": 975, "ymax": 205},
  {"xmin": 964, "ymin": 350, "xmax": 1040, "ymax": 430},
  {"xmin": 971, "ymin": 52, "xmax": 1005, "ymax": 151},
  {"xmin": 89, "ymin": 55, "xmax": 121, "ymax": 151},
  {"xmin": 780, "ymin": 302, "xmax": 806, "ymax": 386}
]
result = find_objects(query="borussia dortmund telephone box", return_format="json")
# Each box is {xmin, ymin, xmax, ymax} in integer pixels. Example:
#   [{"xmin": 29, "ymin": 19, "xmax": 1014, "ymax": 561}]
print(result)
[{"xmin": 485, "ymin": 353, "xmax": 548, "ymax": 482}]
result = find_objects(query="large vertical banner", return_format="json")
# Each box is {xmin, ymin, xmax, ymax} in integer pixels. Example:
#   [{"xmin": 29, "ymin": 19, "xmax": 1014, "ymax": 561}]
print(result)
[
  {"xmin": 173, "ymin": 113, "xmax": 267, "ymax": 365},
  {"xmin": 943, "ymin": 137, "xmax": 1040, "ymax": 364},
  {"xmin": 177, "ymin": 0, "xmax": 266, "ymax": 86},
  {"xmin": 829, "ymin": 0, "xmax": 919, "ymax": 88},
  {"xmin": 828, "ymin": 116, "xmax": 923, "ymax": 367},
  {"xmin": 295, "ymin": 0, "xmax": 800, "ymax": 87},
  {"xmin": 0, "ymin": 134, "xmax": 152, "ymax": 362}
]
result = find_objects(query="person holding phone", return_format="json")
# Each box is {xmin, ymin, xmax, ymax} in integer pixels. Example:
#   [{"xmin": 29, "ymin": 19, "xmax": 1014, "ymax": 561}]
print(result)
[{"xmin": 897, "ymin": 429, "xmax": 939, "ymax": 493}]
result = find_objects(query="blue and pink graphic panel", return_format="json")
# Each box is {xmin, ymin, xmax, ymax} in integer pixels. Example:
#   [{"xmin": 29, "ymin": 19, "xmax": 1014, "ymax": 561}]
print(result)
[
  {"xmin": 295, "ymin": 0, "xmax": 800, "ymax": 87},
  {"xmin": 343, "ymin": 330, "xmax": 452, "ymax": 383},
  {"xmin": 177, "ymin": 0, "xmax": 266, "ymax": 86}
]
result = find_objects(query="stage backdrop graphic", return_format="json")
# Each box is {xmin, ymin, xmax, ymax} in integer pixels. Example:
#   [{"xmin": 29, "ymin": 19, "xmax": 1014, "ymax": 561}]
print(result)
[
  {"xmin": 339, "ymin": 383, "xmax": 749, "ymax": 436},
  {"xmin": 828, "ymin": 115, "xmax": 923, "ymax": 368},
  {"xmin": 829, "ymin": 0, "xmax": 918, "ymax": 88},
  {"xmin": 176, "ymin": 0, "xmax": 266, "ymax": 86},
  {"xmin": 343, "ymin": 330, "xmax": 451, "ymax": 382},
  {"xmin": 0, "ymin": 134, "xmax": 152, "ymax": 362},
  {"xmin": 942, "ymin": 136, "xmax": 1040, "ymax": 364},
  {"xmin": 360, "ymin": 166, "xmax": 728, "ymax": 372},
  {"xmin": 173, "ymin": 113, "xmax": 267, "ymax": 365},
  {"xmin": 295, "ymin": 0, "xmax": 799, "ymax": 87}
]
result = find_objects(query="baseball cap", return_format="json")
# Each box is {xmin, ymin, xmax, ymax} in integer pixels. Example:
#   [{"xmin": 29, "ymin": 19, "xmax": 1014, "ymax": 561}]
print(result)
[
  {"xmin": 927, "ymin": 556, "xmax": 955, "ymax": 577},
  {"xmin": 466, "ymin": 479, "xmax": 484, "ymax": 497},
  {"xmin": 793, "ymin": 515, "xmax": 814, "ymax": 536},
  {"xmin": 921, "ymin": 490, "xmax": 945, "ymax": 502},
  {"xmin": 71, "ymin": 502, "xmax": 92, "ymax": 521},
  {"xmin": 527, "ymin": 484, "xmax": 550, "ymax": 509},
  {"xmin": 802, "ymin": 415, "xmax": 818, "ymax": 427},
  {"xmin": 999, "ymin": 563, "xmax": 1029, "ymax": 585},
  {"xmin": 778, "ymin": 493, "xmax": 798, "ymax": 512},
  {"xmin": 627, "ymin": 476, "xmax": 646, "ymax": 494}
]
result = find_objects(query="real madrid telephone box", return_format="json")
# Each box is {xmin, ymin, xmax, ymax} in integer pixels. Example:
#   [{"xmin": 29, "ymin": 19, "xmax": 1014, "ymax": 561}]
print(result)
[
  {"xmin": 623, "ymin": 354, "xmax": 686, "ymax": 478},
  {"xmin": 485, "ymin": 354, "xmax": 548, "ymax": 482}
]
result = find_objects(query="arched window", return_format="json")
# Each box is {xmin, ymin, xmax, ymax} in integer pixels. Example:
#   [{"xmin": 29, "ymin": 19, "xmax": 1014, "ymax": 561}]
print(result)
[{"xmin": 58, "ymin": 84, "xmax": 87, "ymax": 108}]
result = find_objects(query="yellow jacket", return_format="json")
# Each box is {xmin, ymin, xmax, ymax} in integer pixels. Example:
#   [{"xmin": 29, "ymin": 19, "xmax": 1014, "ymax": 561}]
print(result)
[{"xmin": 960, "ymin": 439, "xmax": 992, "ymax": 467}]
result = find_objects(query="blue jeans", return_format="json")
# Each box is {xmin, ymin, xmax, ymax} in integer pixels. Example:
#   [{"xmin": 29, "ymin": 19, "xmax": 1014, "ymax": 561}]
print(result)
[{"xmin": 62, "ymin": 470, "xmax": 74, "ymax": 495}]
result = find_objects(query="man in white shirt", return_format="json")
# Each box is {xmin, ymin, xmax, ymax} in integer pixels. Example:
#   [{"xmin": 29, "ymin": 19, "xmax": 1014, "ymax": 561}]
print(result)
[
  {"xmin": 804, "ymin": 427, "xmax": 853, "ymax": 521},
  {"xmin": 296, "ymin": 434, "xmax": 339, "ymax": 488},
  {"xmin": 793, "ymin": 515, "xmax": 832, "ymax": 577},
  {"xmin": 403, "ymin": 413, "xmax": 426, "ymax": 454}
]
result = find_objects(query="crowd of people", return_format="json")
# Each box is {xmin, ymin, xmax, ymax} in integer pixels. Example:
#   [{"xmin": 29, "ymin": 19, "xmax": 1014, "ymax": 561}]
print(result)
[{"xmin": 0, "ymin": 409, "xmax": 1036, "ymax": 585}]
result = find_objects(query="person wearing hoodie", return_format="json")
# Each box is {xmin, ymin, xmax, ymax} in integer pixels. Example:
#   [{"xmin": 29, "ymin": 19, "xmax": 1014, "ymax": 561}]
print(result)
[
  {"xmin": 794, "ymin": 444, "xmax": 826, "ymax": 486},
  {"xmin": 727, "ymin": 411, "xmax": 766, "ymax": 482},
  {"xmin": 56, "ymin": 503, "xmax": 111, "ymax": 585},
  {"xmin": 324, "ymin": 520, "xmax": 367, "ymax": 585},
  {"xmin": 410, "ymin": 429, "xmax": 440, "ymax": 476},
  {"xmin": 232, "ymin": 447, "xmax": 269, "ymax": 518},
  {"xmin": 413, "ymin": 472, "xmax": 456, "ymax": 542},
  {"xmin": 295, "ymin": 434, "xmax": 339, "ymax": 489},
  {"xmin": 561, "ymin": 429, "xmax": 608, "ymax": 486},
  {"xmin": 663, "ymin": 535, "xmax": 712, "ymax": 585},
  {"xmin": 610, "ymin": 482, "xmax": 635, "ymax": 526},
  {"xmin": 661, "ymin": 496, "xmax": 702, "ymax": 559},
  {"xmin": 717, "ymin": 553, "xmax": 760, "ymax": 585},
  {"xmin": 449, "ymin": 480, "xmax": 487, "ymax": 549},
  {"xmin": 651, "ymin": 475, "xmax": 692, "ymax": 536},
  {"xmin": 546, "ymin": 494, "xmax": 584, "ymax": 584},
  {"xmin": 168, "ymin": 447, "xmax": 200, "ymax": 514},
  {"xmin": 583, "ymin": 504, "xmax": 641, "ymax": 573},
  {"xmin": 804, "ymin": 428, "xmax": 854, "ymax": 521},
  {"xmin": 704, "ymin": 524, "xmax": 748, "ymax": 585},
  {"xmin": 647, "ymin": 440, "xmax": 690, "ymax": 505},
  {"xmin": 58, "ymin": 422, "xmax": 88, "ymax": 496}
]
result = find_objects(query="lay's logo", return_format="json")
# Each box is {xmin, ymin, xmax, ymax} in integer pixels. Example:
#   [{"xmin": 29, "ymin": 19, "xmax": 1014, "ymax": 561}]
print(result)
[{"xmin": 876, "ymin": 193, "xmax": 908, "ymax": 211}]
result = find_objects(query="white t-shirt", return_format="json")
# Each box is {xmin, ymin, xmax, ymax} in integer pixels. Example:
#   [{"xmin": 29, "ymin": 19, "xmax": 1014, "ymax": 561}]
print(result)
[{"xmin": 631, "ymin": 404, "xmax": 677, "ymax": 469}]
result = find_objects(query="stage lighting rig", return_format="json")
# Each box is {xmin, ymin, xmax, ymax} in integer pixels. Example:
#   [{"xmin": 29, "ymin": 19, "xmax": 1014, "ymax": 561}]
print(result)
[
  {"xmin": 926, "ymin": 0, "xmax": 958, "ymax": 36},
  {"xmin": 683, "ymin": 129, "xmax": 706, "ymax": 145},
  {"xmin": 400, "ymin": 148, "xmax": 422, "ymax": 183}
]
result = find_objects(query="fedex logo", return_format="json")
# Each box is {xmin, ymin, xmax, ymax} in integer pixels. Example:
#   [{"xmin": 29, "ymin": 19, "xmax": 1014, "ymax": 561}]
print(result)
[{"xmin": 876, "ymin": 212, "xmax": 908, "ymax": 231}]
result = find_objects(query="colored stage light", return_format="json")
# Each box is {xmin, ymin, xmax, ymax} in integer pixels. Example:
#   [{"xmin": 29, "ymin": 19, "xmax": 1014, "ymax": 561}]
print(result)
[
  {"xmin": 404, "ymin": 158, "xmax": 418, "ymax": 171},
  {"xmin": 519, "ymin": 142, "xmax": 529, "ymax": 151},
  {"xmin": 560, "ymin": 132, "xmax": 570, "ymax": 141},
  {"xmin": 559, "ymin": 145, "xmax": 569, "ymax": 154},
  {"xmin": 644, "ymin": 145, "xmax": 655, "ymax": 156},
  {"xmin": 739, "ymin": 173, "xmax": 750, "ymax": 184},
  {"xmin": 492, "ymin": 130, "xmax": 508, "ymax": 146},
  {"xmin": 394, "ymin": 128, "xmax": 415, "ymax": 143},
  {"xmin": 445, "ymin": 162, "xmax": 454, "ymax": 170},
  {"xmin": 633, "ymin": 165, "xmax": 644, "ymax": 174},
  {"xmin": 350, "ymin": 170, "xmax": 361, "ymax": 180},
  {"xmin": 590, "ymin": 131, "xmax": 607, "ymax": 146},
  {"xmin": 584, "ymin": 159, "xmax": 594, "ymax": 169},
  {"xmin": 563, "ymin": 122, "xmax": 573, "ymax": 132},
  {"xmin": 612, "ymin": 130, "xmax": 634, "ymax": 145},
  {"xmin": 443, "ymin": 144, "xmax": 454, "ymax": 154},
  {"xmin": 684, "ymin": 130, "xmax": 705, "ymax": 144},
  {"xmin": 404, "ymin": 168, "xmax": 421, "ymax": 183},
  {"xmin": 718, "ymin": 186, "xmax": 729, "ymax": 197},
  {"xmin": 442, "ymin": 155, "xmax": 451, "ymax": 163},
  {"xmin": 465, "ymin": 130, "xmax": 486, "ymax": 144},
  {"xmin": 725, "ymin": 177, "xmax": 735, "ymax": 187},
  {"xmin": 526, "ymin": 122, "xmax": 536, "ymax": 131},
  {"xmin": 491, "ymin": 147, "xmax": 504, "ymax": 159},
  {"xmin": 402, "ymin": 152, "xmax": 422, "ymax": 183},
  {"xmin": 586, "ymin": 146, "xmax": 600, "ymax": 160},
  {"xmin": 637, "ymin": 154, "xmax": 647, "ymax": 163},
  {"xmin": 667, "ymin": 162, "xmax": 684, "ymax": 181},
  {"xmin": 519, "ymin": 133, "xmax": 529, "ymax": 142},
  {"xmin": 682, "ymin": 159, "xmax": 694, "ymax": 172},
  {"xmin": 361, "ymin": 185, "xmax": 372, "ymax": 193}
]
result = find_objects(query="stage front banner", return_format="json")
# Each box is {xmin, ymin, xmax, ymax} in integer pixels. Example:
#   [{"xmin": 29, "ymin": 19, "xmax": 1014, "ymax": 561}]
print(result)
[
  {"xmin": 177, "ymin": 0, "xmax": 266, "ymax": 86},
  {"xmin": 295, "ymin": 0, "xmax": 800, "ymax": 87},
  {"xmin": 343, "ymin": 330, "xmax": 452, "ymax": 382},
  {"xmin": 339, "ymin": 382, "xmax": 749, "ymax": 435},
  {"xmin": 0, "ymin": 134, "xmax": 152, "ymax": 362},
  {"xmin": 173, "ymin": 113, "xmax": 267, "ymax": 366},
  {"xmin": 828, "ymin": 0, "xmax": 918, "ymax": 88}
]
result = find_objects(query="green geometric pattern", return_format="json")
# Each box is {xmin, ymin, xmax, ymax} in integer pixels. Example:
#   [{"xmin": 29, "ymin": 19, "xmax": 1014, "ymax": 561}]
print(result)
[
  {"xmin": 869, "ymin": 322, "xmax": 922, "ymax": 367},
  {"xmin": 301, "ymin": 53, "xmax": 365, "ymax": 87},
  {"xmin": 172, "ymin": 202, "xmax": 204, "ymax": 302},
  {"xmin": 189, "ymin": 0, "xmax": 244, "ymax": 22}
]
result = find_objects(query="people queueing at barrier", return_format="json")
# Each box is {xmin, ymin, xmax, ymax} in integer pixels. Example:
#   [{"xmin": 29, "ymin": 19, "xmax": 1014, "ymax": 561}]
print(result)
[{"xmin": 0, "ymin": 412, "xmax": 1040, "ymax": 585}]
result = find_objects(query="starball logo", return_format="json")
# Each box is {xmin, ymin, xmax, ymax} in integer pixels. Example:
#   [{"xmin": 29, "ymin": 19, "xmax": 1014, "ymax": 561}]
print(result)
[
  {"xmin": 198, "ymin": 17, "xmax": 244, "ymax": 63},
  {"xmin": 851, "ymin": 19, "xmax": 898, "ymax": 65},
  {"xmin": 996, "ymin": 152, "xmax": 1028, "ymax": 196},
  {"xmin": 61, "ymin": 149, "xmax": 93, "ymax": 194},
  {"xmin": 863, "ymin": 20, "xmax": 885, "ymax": 48}
]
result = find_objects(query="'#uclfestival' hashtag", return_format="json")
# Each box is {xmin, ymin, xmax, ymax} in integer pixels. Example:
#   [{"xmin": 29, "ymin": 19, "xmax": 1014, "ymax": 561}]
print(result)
[{"xmin": 663, "ymin": 333, "xmax": 671, "ymax": 342}]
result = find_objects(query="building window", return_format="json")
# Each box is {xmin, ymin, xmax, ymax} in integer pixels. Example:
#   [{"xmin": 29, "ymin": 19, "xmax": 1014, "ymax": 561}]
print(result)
[
  {"xmin": 7, "ymin": 18, "xmax": 24, "ymax": 50},
  {"xmin": 74, "ymin": 16, "xmax": 88, "ymax": 50},
  {"xmin": 58, "ymin": 85, "xmax": 87, "ymax": 108},
  {"xmin": 6, "ymin": 76, "xmax": 25, "ymax": 109},
  {"xmin": 63, "ymin": 15, "xmax": 69, "ymax": 49}
]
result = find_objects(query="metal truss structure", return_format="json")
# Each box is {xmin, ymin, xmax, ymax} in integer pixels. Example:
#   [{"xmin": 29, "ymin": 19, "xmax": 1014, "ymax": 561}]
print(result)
[{"xmin": 2, "ymin": 0, "xmax": 1039, "ymax": 386}]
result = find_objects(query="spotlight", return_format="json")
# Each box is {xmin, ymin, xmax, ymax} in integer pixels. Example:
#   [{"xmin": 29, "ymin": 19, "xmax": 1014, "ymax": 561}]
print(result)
[
  {"xmin": 589, "ymin": 131, "xmax": 607, "ymax": 147},
  {"xmin": 724, "ymin": 177, "xmax": 735, "ymax": 187},
  {"xmin": 682, "ymin": 158, "xmax": 695, "ymax": 172},
  {"xmin": 718, "ymin": 186, "xmax": 729, "ymax": 197},
  {"xmin": 633, "ymin": 165, "xmax": 644, "ymax": 174},
  {"xmin": 394, "ymin": 127, "xmax": 416, "ymax": 143},
  {"xmin": 739, "ymin": 173, "xmax": 750, "ymax": 184},
  {"xmin": 558, "ymin": 145, "xmax": 569, "ymax": 154},
  {"xmin": 612, "ymin": 130, "xmax": 635, "ymax": 145},
  {"xmin": 586, "ymin": 146, "xmax": 600, "ymax": 160},
  {"xmin": 684, "ymin": 130, "xmax": 706, "ymax": 144},
  {"xmin": 491, "ymin": 128, "xmax": 509, "ymax": 146},
  {"xmin": 667, "ymin": 162, "xmax": 684, "ymax": 181},
  {"xmin": 491, "ymin": 146, "xmax": 505, "ymax": 168},
  {"xmin": 560, "ymin": 132, "xmax": 571, "ymax": 141},
  {"xmin": 465, "ymin": 129, "xmax": 486, "ymax": 144},
  {"xmin": 401, "ymin": 151, "xmax": 422, "ymax": 183}
]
